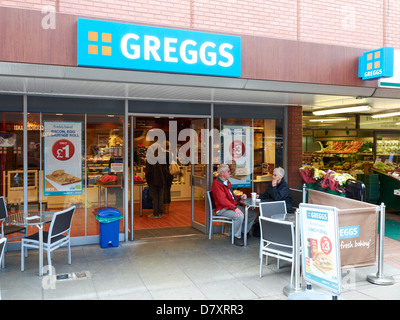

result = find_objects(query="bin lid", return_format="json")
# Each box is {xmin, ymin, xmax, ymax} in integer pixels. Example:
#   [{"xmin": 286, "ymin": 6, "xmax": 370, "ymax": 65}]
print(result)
[{"xmin": 97, "ymin": 208, "xmax": 121, "ymax": 218}]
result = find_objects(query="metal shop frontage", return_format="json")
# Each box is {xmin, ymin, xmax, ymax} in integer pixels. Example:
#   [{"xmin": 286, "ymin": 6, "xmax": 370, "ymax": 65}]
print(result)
[
  {"xmin": 0, "ymin": 8, "xmax": 381, "ymax": 246},
  {"xmin": 0, "ymin": 91, "xmax": 285, "ymax": 246}
]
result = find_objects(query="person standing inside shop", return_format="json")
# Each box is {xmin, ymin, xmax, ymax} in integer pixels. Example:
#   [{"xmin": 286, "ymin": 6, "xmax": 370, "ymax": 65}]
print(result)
[
  {"xmin": 162, "ymin": 141, "xmax": 174, "ymax": 214},
  {"xmin": 259, "ymin": 167, "xmax": 292, "ymax": 213},
  {"xmin": 145, "ymin": 143, "xmax": 169, "ymax": 219},
  {"xmin": 211, "ymin": 164, "xmax": 258, "ymax": 246}
]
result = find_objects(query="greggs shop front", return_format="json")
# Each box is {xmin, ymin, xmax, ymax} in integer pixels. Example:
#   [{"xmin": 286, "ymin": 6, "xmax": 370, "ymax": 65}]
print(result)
[{"xmin": 0, "ymin": 6, "xmax": 379, "ymax": 246}]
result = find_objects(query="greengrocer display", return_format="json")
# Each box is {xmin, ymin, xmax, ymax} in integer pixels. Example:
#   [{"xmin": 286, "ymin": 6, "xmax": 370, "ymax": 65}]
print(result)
[
  {"xmin": 299, "ymin": 165, "xmax": 355, "ymax": 194},
  {"xmin": 303, "ymin": 138, "xmax": 374, "ymax": 175},
  {"xmin": 372, "ymin": 160, "xmax": 400, "ymax": 181},
  {"xmin": 372, "ymin": 159, "xmax": 400, "ymax": 210}
]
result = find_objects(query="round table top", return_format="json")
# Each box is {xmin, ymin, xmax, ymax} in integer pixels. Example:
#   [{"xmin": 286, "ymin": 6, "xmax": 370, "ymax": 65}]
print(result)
[{"xmin": 5, "ymin": 211, "xmax": 53, "ymax": 226}]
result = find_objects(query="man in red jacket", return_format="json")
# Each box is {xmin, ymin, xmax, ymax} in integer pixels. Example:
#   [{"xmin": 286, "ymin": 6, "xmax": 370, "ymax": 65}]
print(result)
[{"xmin": 211, "ymin": 164, "xmax": 258, "ymax": 246}]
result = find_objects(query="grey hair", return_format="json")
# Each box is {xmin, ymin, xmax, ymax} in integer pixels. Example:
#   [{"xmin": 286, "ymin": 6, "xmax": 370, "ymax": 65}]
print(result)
[
  {"xmin": 274, "ymin": 167, "xmax": 285, "ymax": 178},
  {"xmin": 217, "ymin": 164, "xmax": 230, "ymax": 175}
]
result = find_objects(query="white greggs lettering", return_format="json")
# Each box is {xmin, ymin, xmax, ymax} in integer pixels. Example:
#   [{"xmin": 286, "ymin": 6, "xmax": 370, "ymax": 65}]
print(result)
[
  {"xmin": 121, "ymin": 34, "xmax": 234, "ymax": 67},
  {"xmin": 364, "ymin": 69, "xmax": 383, "ymax": 78}
]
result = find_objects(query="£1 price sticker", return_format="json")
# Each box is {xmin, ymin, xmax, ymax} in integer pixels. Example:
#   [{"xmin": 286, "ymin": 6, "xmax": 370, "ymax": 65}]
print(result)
[{"xmin": 52, "ymin": 139, "xmax": 75, "ymax": 161}]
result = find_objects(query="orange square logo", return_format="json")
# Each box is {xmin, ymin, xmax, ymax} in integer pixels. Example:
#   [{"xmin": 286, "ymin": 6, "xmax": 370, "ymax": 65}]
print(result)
[
  {"xmin": 88, "ymin": 31, "xmax": 98, "ymax": 42},
  {"xmin": 367, "ymin": 53, "xmax": 373, "ymax": 61},
  {"xmin": 367, "ymin": 62, "xmax": 372, "ymax": 70},
  {"xmin": 374, "ymin": 61, "xmax": 380, "ymax": 69},
  {"xmin": 102, "ymin": 33, "xmax": 112, "ymax": 43},
  {"xmin": 375, "ymin": 51, "xmax": 381, "ymax": 59},
  {"xmin": 88, "ymin": 45, "xmax": 98, "ymax": 55},
  {"xmin": 102, "ymin": 46, "xmax": 112, "ymax": 56}
]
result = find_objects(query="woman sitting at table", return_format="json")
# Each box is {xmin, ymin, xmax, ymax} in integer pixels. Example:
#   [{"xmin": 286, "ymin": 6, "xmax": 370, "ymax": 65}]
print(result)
[{"xmin": 259, "ymin": 167, "xmax": 293, "ymax": 213}]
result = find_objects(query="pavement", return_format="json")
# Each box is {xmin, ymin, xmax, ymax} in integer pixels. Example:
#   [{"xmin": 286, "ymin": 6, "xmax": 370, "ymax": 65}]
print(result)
[{"xmin": 0, "ymin": 230, "xmax": 399, "ymax": 302}]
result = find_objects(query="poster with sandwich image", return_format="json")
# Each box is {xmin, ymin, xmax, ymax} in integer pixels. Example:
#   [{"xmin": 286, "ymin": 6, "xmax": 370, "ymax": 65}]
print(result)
[
  {"xmin": 222, "ymin": 124, "xmax": 251, "ymax": 188},
  {"xmin": 44, "ymin": 121, "xmax": 83, "ymax": 196},
  {"xmin": 299, "ymin": 203, "xmax": 341, "ymax": 295}
]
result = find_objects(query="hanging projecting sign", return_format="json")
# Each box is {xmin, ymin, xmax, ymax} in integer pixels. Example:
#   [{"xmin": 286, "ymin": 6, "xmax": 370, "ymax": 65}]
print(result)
[
  {"xmin": 77, "ymin": 18, "xmax": 241, "ymax": 77},
  {"xmin": 358, "ymin": 47, "xmax": 394, "ymax": 80},
  {"xmin": 44, "ymin": 121, "xmax": 83, "ymax": 196},
  {"xmin": 299, "ymin": 203, "xmax": 341, "ymax": 295}
]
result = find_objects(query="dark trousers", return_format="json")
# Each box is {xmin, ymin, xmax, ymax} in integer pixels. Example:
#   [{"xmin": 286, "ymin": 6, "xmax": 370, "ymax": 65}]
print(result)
[{"xmin": 150, "ymin": 185, "xmax": 164, "ymax": 216}]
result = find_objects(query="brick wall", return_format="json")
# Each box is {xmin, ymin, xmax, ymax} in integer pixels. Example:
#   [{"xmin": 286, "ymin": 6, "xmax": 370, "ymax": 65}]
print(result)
[
  {"xmin": 287, "ymin": 106, "xmax": 303, "ymax": 188},
  {"xmin": 1, "ymin": 0, "xmax": 399, "ymax": 49}
]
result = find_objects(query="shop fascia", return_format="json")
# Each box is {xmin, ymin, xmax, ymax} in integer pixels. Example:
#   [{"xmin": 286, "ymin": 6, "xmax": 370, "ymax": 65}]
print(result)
[
  {"xmin": 146, "ymin": 121, "xmax": 252, "ymax": 165},
  {"xmin": 77, "ymin": 18, "xmax": 241, "ymax": 77}
]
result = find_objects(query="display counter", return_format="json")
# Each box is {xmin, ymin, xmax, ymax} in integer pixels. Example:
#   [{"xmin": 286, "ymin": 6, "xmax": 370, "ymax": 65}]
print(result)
[{"xmin": 372, "ymin": 168, "xmax": 400, "ymax": 210}]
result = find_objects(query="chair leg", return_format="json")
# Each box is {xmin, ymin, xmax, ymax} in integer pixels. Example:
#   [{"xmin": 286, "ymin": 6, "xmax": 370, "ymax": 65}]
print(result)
[
  {"xmin": 47, "ymin": 249, "xmax": 52, "ymax": 275},
  {"xmin": 1, "ymin": 241, "xmax": 5, "ymax": 269},
  {"xmin": 209, "ymin": 219, "xmax": 213, "ymax": 240},
  {"xmin": 21, "ymin": 242, "xmax": 24, "ymax": 272},
  {"xmin": 290, "ymin": 263, "xmax": 294, "ymax": 287},
  {"xmin": 68, "ymin": 241, "xmax": 71, "ymax": 265},
  {"xmin": 259, "ymin": 255, "xmax": 263, "ymax": 277},
  {"xmin": 231, "ymin": 223, "xmax": 234, "ymax": 244}
]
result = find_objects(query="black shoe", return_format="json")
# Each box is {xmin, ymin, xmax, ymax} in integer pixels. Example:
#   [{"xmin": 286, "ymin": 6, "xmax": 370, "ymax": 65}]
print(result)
[
  {"xmin": 241, "ymin": 232, "xmax": 250, "ymax": 239},
  {"xmin": 234, "ymin": 237, "xmax": 244, "ymax": 247}
]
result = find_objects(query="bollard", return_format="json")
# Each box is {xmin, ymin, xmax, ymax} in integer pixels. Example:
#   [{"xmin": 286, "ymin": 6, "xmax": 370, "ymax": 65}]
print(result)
[{"xmin": 367, "ymin": 202, "xmax": 395, "ymax": 285}]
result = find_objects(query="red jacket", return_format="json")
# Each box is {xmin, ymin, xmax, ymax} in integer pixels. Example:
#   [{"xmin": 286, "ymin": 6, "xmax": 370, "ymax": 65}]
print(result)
[{"xmin": 211, "ymin": 178, "xmax": 240, "ymax": 211}]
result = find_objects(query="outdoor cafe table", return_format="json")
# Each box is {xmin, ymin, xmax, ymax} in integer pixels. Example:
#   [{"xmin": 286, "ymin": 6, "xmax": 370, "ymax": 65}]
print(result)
[{"xmin": 5, "ymin": 211, "xmax": 53, "ymax": 276}]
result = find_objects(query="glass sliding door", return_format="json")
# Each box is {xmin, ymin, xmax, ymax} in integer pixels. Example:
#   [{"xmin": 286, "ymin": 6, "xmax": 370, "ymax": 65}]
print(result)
[{"xmin": 191, "ymin": 118, "xmax": 209, "ymax": 233}]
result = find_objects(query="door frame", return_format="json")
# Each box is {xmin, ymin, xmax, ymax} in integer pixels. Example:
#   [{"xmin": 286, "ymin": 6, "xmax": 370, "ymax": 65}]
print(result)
[{"xmin": 125, "ymin": 110, "xmax": 212, "ymax": 240}]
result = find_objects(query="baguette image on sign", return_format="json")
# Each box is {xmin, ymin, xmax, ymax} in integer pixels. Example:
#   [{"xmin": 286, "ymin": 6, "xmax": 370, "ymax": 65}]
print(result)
[
  {"xmin": 299, "ymin": 203, "xmax": 341, "ymax": 295},
  {"xmin": 44, "ymin": 121, "xmax": 83, "ymax": 196}
]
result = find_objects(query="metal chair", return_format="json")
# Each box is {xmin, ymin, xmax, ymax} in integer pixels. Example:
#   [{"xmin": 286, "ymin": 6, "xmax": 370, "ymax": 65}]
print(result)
[
  {"xmin": 0, "ymin": 237, "xmax": 7, "ymax": 264},
  {"xmin": 207, "ymin": 191, "xmax": 234, "ymax": 244},
  {"xmin": 0, "ymin": 196, "xmax": 27, "ymax": 268},
  {"xmin": 289, "ymin": 188, "xmax": 303, "ymax": 212},
  {"xmin": 0, "ymin": 237, "xmax": 6, "ymax": 300},
  {"xmin": 259, "ymin": 216, "xmax": 295, "ymax": 285},
  {"xmin": 21, "ymin": 206, "xmax": 76, "ymax": 274},
  {"xmin": 259, "ymin": 201, "xmax": 287, "ymax": 219},
  {"xmin": 345, "ymin": 179, "xmax": 366, "ymax": 202}
]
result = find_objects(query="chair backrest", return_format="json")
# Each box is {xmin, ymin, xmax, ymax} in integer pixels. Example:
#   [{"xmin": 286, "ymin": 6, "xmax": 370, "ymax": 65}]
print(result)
[
  {"xmin": 0, "ymin": 237, "xmax": 7, "ymax": 262},
  {"xmin": 0, "ymin": 197, "xmax": 7, "ymax": 220},
  {"xmin": 207, "ymin": 191, "xmax": 216, "ymax": 211},
  {"xmin": 289, "ymin": 188, "xmax": 303, "ymax": 212},
  {"xmin": 259, "ymin": 216, "xmax": 294, "ymax": 248},
  {"xmin": 345, "ymin": 179, "xmax": 366, "ymax": 202},
  {"xmin": 259, "ymin": 201, "xmax": 287, "ymax": 218},
  {"xmin": 48, "ymin": 206, "xmax": 76, "ymax": 240}
]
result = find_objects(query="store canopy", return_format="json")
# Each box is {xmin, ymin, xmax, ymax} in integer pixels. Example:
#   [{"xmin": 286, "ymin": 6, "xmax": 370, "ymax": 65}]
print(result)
[{"xmin": 0, "ymin": 61, "xmax": 400, "ymax": 114}]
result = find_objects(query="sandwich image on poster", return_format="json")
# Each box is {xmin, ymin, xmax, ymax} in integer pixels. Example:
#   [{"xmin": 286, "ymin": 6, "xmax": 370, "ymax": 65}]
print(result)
[
  {"xmin": 312, "ymin": 252, "xmax": 334, "ymax": 274},
  {"xmin": 46, "ymin": 170, "xmax": 81, "ymax": 185}
]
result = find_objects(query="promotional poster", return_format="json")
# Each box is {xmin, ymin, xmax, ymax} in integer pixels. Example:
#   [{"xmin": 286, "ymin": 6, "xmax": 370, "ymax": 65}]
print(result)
[{"xmin": 44, "ymin": 121, "xmax": 83, "ymax": 196}]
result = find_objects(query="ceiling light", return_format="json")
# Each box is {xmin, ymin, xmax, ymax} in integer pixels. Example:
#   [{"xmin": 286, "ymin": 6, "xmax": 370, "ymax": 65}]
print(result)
[
  {"xmin": 312, "ymin": 105, "xmax": 371, "ymax": 116},
  {"xmin": 371, "ymin": 111, "xmax": 400, "ymax": 118},
  {"xmin": 309, "ymin": 118, "xmax": 349, "ymax": 122}
]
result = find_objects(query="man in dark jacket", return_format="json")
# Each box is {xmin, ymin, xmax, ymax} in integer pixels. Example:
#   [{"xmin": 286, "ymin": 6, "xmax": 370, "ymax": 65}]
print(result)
[
  {"xmin": 211, "ymin": 164, "xmax": 257, "ymax": 246},
  {"xmin": 259, "ymin": 167, "xmax": 292, "ymax": 213},
  {"xmin": 145, "ymin": 145, "xmax": 169, "ymax": 218}
]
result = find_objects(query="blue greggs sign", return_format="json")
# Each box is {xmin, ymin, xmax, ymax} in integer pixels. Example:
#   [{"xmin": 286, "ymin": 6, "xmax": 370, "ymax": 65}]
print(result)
[
  {"xmin": 358, "ymin": 47, "xmax": 394, "ymax": 80},
  {"xmin": 77, "ymin": 18, "xmax": 241, "ymax": 77}
]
